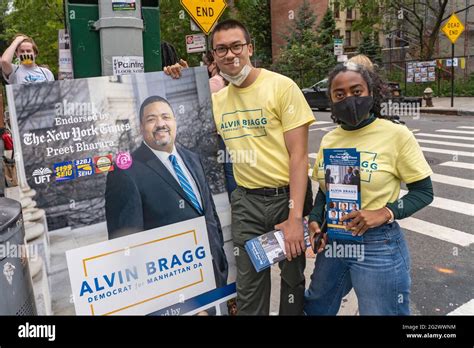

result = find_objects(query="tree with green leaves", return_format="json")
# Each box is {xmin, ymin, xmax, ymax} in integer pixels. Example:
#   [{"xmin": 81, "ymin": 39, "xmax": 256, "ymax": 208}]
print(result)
[
  {"xmin": 315, "ymin": 9, "xmax": 337, "ymax": 75},
  {"xmin": 358, "ymin": 33, "xmax": 382, "ymax": 65},
  {"xmin": 159, "ymin": 0, "xmax": 233, "ymax": 68},
  {"xmin": 272, "ymin": 0, "xmax": 324, "ymax": 87},
  {"xmin": 338, "ymin": 0, "xmax": 452, "ymax": 60},
  {"xmin": 0, "ymin": 0, "xmax": 64, "ymax": 77},
  {"xmin": 234, "ymin": 0, "xmax": 272, "ymax": 67}
]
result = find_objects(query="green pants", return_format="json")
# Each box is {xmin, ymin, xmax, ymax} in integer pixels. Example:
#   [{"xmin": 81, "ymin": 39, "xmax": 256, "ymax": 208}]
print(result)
[{"xmin": 230, "ymin": 182, "xmax": 313, "ymax": 315}]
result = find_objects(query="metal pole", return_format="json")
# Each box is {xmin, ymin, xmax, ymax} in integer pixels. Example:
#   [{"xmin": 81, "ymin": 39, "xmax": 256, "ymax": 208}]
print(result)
[
  {"xmin": 404, "ymin": 61, "xmax": 407, "ymax": 95},
  {"xmin": 437, "ymin": 65, "xmax": 441, "ymax": 96},
  {"xmin": 451, "ymin": 44, "xmax": 454, "ymax": 107}
]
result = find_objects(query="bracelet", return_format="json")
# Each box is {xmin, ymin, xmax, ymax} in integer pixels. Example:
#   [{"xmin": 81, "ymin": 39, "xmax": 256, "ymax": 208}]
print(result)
[{"xmin": 384, "ymin": 207, "xmax": 395, "ymax": 223}]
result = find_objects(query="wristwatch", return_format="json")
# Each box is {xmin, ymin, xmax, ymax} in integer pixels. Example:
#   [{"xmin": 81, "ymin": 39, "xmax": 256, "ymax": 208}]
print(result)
[{"xmin": 384, "ymin": 207, "xmax": 395, "ymax": 223}]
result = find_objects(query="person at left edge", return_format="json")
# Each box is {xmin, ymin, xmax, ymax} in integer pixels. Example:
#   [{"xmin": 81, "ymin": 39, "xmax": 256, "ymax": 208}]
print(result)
[
  {"xmin": 1, "ymin": 34, "xmax": 54, "ymax": 84},
  {"xmin": 105, "ymin": 95, "xmax": 228, "ymax": 288}
]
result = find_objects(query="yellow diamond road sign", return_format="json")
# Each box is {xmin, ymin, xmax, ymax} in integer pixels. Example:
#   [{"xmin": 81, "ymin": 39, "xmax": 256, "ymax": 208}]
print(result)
[
  {"xmin": 181, "ymin": 0, "xmax": 227, "ymax": 35},
  {"xmin": 442, "ymin": 13, "xmax": 465, "ymax": 44}
]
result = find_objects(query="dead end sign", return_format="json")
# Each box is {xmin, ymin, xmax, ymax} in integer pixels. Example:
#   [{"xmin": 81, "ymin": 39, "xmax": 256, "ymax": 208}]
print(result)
[{"xmin": 180, "ymin": 0, "xmax": 227, "ymax": 35}]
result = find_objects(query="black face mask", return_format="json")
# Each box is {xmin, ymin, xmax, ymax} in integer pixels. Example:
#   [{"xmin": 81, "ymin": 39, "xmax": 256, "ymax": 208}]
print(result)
[{"xmin": 331, "ymin": 96, "xmax": 374, "ymax": 126}]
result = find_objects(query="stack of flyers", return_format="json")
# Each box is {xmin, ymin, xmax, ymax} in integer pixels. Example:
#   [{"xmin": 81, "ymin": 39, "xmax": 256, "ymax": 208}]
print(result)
[
  {"xmin": 245, "ymin": 220, "xmax": 311, "ymax": 272},
  {"xmin": 323, "ymin": 148, "xmax": 362, "ymax": 242}
]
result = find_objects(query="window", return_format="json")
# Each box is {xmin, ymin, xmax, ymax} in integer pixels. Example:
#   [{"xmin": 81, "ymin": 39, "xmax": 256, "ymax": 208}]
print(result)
[
  {"xmin": 334, "ymin": 2, "xmax": 340, "ymax": 18},
  {"xmin": 333, "ymin": 30, "xmax": 341, "ymax": 39},
  {"xmin": 347, "ymin": 8, "xmax": 353, "ymax": 19},
  {"xmin": 345, "ymin": 31, "xmax": 352, "ymax": 46}
]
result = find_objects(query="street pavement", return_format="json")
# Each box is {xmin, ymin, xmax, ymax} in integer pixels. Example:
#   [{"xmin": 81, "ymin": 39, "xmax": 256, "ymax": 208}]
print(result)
[{"xmin": 278, "ymin": 110, "xmax": 474, "ymax": 316}]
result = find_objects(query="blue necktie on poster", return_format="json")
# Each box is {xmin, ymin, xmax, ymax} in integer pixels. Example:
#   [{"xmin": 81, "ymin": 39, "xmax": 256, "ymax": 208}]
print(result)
[{"xmin": 169, "ymin": 154, "xmax": 203, "ymax": 214}]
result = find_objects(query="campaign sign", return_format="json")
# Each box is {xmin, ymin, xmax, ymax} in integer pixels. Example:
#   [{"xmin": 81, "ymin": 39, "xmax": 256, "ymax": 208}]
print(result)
[{"xmin": 66, "ymin": 217, "xmax": 216, "ymax": 315}]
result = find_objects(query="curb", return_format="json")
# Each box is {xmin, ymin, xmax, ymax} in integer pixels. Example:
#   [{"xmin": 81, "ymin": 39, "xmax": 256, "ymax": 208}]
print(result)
[{"xmin": 420, "ymin": 108, "xmax": 474, "ymax": 116}]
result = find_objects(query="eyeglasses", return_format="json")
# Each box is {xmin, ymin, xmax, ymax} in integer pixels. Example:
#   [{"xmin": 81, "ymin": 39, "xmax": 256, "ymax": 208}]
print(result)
[{"xmin": 213, "ymin": 43, "xmax": 249, "ymax": 58}]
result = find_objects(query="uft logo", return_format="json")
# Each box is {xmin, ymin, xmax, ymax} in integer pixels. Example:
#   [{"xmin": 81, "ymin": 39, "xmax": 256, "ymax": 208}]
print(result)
[{"xmin": 32, "ymin": 167, "xmax": 52, "ymax": 184}]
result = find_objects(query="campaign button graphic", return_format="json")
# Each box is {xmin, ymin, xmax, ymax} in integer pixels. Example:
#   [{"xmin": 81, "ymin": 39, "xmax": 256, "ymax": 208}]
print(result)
[
  {"xmin": 116, "ymin": 152, "xmax": 132, "ymax": 170},
  {"xmin": 74, "ymin": 158, "xmax": 94, "ymax": 178},
  {"xmin": 94, "ymin": 155, "xmax": 115, "ymax": 174},
  {"xmin": 54, "ymin": 161, "xmax": 75, "ymax": 182}
]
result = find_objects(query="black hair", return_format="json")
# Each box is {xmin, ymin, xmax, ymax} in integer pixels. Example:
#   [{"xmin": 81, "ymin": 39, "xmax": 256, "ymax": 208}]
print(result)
[
  {"xmin": 139, "ymin": 96, "xmax": 173, "ymax": 124},
  {"xmin": 327, "ymin": 62, "xmax": 403, "ymax": 124},
  {"xmin": 161, "ymin": 41, "xmax": 179, "ymax": 69},
  {"xmin": 209, "ymin": 19, "xmax": 251, "ymax": 49}
]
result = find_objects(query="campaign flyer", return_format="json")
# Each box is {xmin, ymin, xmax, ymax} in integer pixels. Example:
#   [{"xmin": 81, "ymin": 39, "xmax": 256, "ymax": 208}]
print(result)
[{"xmin": 323, "ymin": 148, "xmax": 362, "ymax": 242}]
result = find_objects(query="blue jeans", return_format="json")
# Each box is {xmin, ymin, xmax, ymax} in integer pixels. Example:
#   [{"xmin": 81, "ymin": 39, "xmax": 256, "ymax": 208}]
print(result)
[{"xmin": 304, "ymin": 222, "xmax": 411, "ymax": 315}]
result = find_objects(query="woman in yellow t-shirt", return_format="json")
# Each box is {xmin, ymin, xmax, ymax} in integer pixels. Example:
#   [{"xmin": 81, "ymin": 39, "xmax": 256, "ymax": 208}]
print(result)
[{"xmin": 304, "ymin": 62, "xmax": 433, "ymax": 315}]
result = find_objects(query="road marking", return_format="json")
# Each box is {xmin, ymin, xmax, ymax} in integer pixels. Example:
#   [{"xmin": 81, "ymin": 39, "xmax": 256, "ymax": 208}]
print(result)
[
  {"xmin": 457, "ymin": 126, "xmax": 474, "ymax": 130},
  {"xmin": 416, "ymin": 133, "xmax": 473, "ymax": 141},
  {"xmin": 447, "ymin": 299, "xmax": 474, "ymax": 315},
  {"xmin": 439, "ymin": 161, "xmax": 474, "ymax": 170},
  {"xmin": 313, "ymin": 121, "xmax": 333, "ymax": 125},
  {"xmin": 416, "ymin": 139, "xmax": 474, "ymax": 148},
  {"xmin": 400, "ymin": 189, "xmax": 474, "ymax": 216},
  {"xmin": 410, "ymin": 129, "xmax": 420, "ymax": 133},
  {"xmin": 436, "ymin": 129, "xmax": 474, "ymax": 135},
  {"xmin": 308, "ymin": 153, "xmax": 317, "ymax": 159},
  {"xmin": 421, "ymin": 147, "xmax": 474, "ymax": 158},
  {"xmin": 399, "ymin": 217, "xmax": 474, "ymax": 247},
  {"xmin": 430, "ymin": 173, "xmax": 474, "ymax": 189}
]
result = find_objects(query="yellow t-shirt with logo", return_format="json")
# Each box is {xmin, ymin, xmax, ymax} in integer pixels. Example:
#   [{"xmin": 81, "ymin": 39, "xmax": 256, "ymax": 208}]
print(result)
[
  {"xmin": 312, "ymin": 118, "xmax": 433, "ymax": 210},
  {"xmin": 213, "ymin": 69, "xmax": 315, "ymax": 189}
]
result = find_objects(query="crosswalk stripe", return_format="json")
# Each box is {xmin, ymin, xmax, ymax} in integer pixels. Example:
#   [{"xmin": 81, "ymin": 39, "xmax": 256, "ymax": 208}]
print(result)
[
  {"xmin": 399, "ymin": 217, "xmax": 474, "ymax": 247},
  {"xmin": 308, "ymin": 153, "xmax": 317, "ymax": 159},
  {"xmin": 416, "ymin": 139, "xmax": 474, "ymax": 148},
  {"xmin": 457, "ymin": 126, "xmax": 474, "ymax": 130},
  {"xmin": 421, "ymin": 147, "xmax": 474, "ymax": 158},
  {"xmin": 410, "ymin": 129, "xmax": 420, "ymax": 133},
  {"xmin": 416, "ymin": 133, "xmax": 473, "ymax": 141},
  {"xmin": 431, "ymin": 173, "xmax": 474, "ymax": 189},
  {"xmin": 313, "ymin": 121, "xmax": 333, "ymax": 125},
  {"xmin": 439, "ymin": 161, "xmax": 474, "ymax": 170},
  {"xmin": 436, "ymin": 129, "xmax": 474, "ymax": 135},
  {"xmin": 400, "ymin": 189, "xmax": 474, "ymax": 216},
  {"xmin": 447, "ymin": 299, "xmax": 474, "ymax": 315}
]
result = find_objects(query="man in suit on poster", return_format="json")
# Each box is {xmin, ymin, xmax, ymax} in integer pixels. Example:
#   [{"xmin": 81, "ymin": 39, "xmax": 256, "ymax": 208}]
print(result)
[{"xmin": 105, "ymin": 95, "xmax": 228, "ymax": 287}]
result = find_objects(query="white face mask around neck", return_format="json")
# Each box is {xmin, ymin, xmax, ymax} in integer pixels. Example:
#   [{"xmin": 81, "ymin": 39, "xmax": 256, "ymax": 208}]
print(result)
[{"xmin": 220, "ymin": 64, "xmax": 252, "ymax": 87}]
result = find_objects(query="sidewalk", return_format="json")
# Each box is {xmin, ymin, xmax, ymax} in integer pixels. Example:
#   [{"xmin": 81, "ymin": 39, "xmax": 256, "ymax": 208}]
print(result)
[
  {"xmin": 420, "ymin": 97, "xmax": 474, "ymax": 116},
  {"xmin": 269, "ymin": 258, "xmax": 359, "ymax": 315}
]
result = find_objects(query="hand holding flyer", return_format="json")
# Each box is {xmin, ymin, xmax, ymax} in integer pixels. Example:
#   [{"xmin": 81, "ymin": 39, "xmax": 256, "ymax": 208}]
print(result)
[{"xmin": 323, "ymin": 148, "xmax": 362, "ymax": 241}]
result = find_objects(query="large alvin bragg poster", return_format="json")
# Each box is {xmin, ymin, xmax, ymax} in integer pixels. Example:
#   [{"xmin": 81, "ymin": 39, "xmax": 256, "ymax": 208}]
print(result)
[{"xmin": 7, "ymin": 68, "xmax": 236, "ymax": 315}]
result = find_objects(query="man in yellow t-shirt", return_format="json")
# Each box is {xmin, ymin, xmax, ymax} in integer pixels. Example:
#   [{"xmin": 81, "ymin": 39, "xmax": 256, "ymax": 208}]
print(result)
[{"xmin": 210, "ymin": 20, "xmax": 315, "ymax": 315}]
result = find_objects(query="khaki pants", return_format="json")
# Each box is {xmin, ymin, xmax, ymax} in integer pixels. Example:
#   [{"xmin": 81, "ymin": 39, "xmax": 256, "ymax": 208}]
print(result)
[{"xmin": 230, "ymin": 182, "xmax": 313, "ymax": 315}]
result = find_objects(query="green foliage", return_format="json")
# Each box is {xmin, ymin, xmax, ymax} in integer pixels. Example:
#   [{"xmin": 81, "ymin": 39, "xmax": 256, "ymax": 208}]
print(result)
[
  {"xmin": 315, "ymin": 9, "xmax": 336, "ymax": 75},
  {"xmin": 273, "ymin": 2, "xmax": 337, "ymax": 88},
  {"xmin": 159, "ymin": 0, "xmax": 233, "ymax": 68},
  {"xmin": 0, "ymin": 0, "xmax": 64, "ymax": 77},
  {"xmin": 234, "ymin": 0, "xmax": 272, "ymax": 67},
  {"xmin": 358, "ymin": 33, "xmax": 382, "ymax": 65}
]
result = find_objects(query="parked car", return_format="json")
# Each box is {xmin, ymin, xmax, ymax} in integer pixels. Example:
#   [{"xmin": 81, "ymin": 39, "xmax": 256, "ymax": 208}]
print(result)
[{"xmin": 302, "ymin": 78, "xmax": 330, "ymax": 111}]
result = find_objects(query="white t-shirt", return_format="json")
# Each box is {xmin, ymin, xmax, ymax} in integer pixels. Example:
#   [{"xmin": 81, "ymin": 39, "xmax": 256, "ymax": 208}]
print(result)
[{"xmin": 3, "ymin": 64, "xmax": 54, "ymax": 85}]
